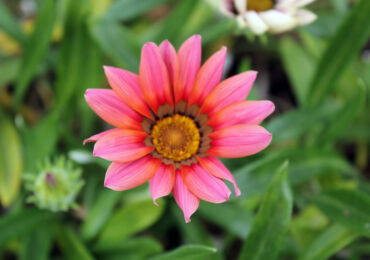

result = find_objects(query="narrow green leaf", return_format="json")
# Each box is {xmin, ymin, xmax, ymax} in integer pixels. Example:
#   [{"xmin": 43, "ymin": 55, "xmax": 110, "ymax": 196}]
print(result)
[
  {"xmin": 81, "ymin": 189, "xmax": 122, "ymax": 241},
  {"xmin": 96, "ymin": 198, "xmax": 165, "ymax": 249},
  {"xmin": 308, "ymin": 0, "xmax": 370, "ymax": 106},
  {"xmin": 239, "ymin": 161, "xmax": 293, "ymax": 260},
  {"xmin": 279, "ymin": 37, "xmax": 315, "ymax": 106},
  {"xmin": 0, "ymin": 209, "xmax": 57, "ymax": 246},
  {"xmin": 299, "ymin": 225, "xmax": 359, "ymax": 260},
  {"xmin": 0, "ymin": 114, "xmax": 22, "ymax": 206},
  {"xmin": 0, "ymin": 2, "xmax": 26, "ymax": 44},
  {"xmin": 313, "ymin": 188, "xmax": 370, "ymax": 236},
  {"xmin": 150, "ymin": 245, "xmax": 218, "ymax": 260},
  {"xmin": 103, "ymin": 0, "xmax": 172, "ymax": 21},
  {"xmin": 56, "ymin": 225, "xmax": 94, "ymax": 260},
  {"xmin": 14, "ymin": 0, "xmax": 56, "ymax": 106},
  {"xmin": 89, "ymin": 19, "xmax": 139, "ymax": 71},
  {"xmin": 20, "ymin": 224, "xmax": 54, "ymax": 260}
]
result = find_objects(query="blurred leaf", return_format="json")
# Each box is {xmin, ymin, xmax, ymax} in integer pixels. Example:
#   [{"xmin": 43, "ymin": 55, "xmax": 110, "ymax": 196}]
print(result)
[
  {"xmin": 103, "ymin": 0, "xmax": 173, "ymax": 21},
  {"xmin": 94, "ymin": 237, "xmax": 162, "ymax": 259},
  {"xmin": 20, "ymin": 224, "xmax": 54, "ymax": 260},
  {"xmin": 0, "ymin": 1, "xmax": 26, "ymax": 44},
  {"xmin": 313, "ymin": 188, "xmax": 370, "ymax": 236},
  {"xmin": 56, "ymin": 225, "xmax": 94, "ymax": 260},
  {"xmin": 0, "ymin": 114, "xmax": 22, "ymax": 206},
  {"xmin": 150, "ymin": 245, "xmax": 218, "ymax": 260},
  {"xmin": 239, "ymin": 161, "xmax": 293, "ymax": 260},
  {"xmin": 23, "ymin": 113, "xmax": 59, "ymax": 171},
  {"xmin": 0, "ymin": 209, "xmax": 56, "ymax": 246},
  {"xmin": 299, "ymin": 225, "xmax": 359, "ymax": 260},
  {"xmin": 198, "ymin": 18, "xmax": 236, "ymax": 46},
  {"xmin": 81, "ymin": 189, "xmax": 122, "ymax": 241},
  {"xmin": 14, "ymin": 0, "xmax": 56, "ymax": 107},
  {"xmin": 279, "ymin": 37, "xmax": 315, "ymax": 106},
  {"xmin": 199, "ymin": 202, "xmax": 253, "ymax": 239},
  {"xmin": 96, "ymin": 198, "xmax": 165, "ymax": 249},
  {"xmin": 0, "ymin": 58, "xmax": 19, "ymax": 88},
  {"xmin": 90, "ymin": 19, "xmax": 140, "ymax": 71},
  {"xmin": 316, "ymin": 83, "xmax": 366, "ymax": 143},
  {"xmin": 308, "ymin": 0, "xmax": 370, "ymax": 106}
]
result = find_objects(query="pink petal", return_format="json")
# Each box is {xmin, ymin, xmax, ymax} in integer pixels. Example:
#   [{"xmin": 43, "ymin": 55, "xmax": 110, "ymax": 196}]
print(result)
[
  {"xmin": 182, "ymin": 164, "xmax": 231, "ymax": 203},
  {"xmin": 83, "ymin": 129, "xmax": 116, "ymax": 145},
  {"xmin": 93, "ymin": 128, "xmax": 153, "ymax": 162},
  {"xmin": 104, "ymin": 155, "xmax": 161, "ymax": 191},
  {"xmin": 173, "ymin": 169, "xmax": 199, "ymax": 223},
  {"xmin": 174, "ymin": 35, "xmax": 201, "ymax": 103},
  {"xmin": 208, "ymin": 124, "xmax": 272, "ymax": 158},
  {"xmin": 208, "ymin": 100, "xmax": 275, "ymax": 130},
  {"xmin": 197, "ymin": 156, "xmax": 241, "ymax": 196},
  {"xmin": 150, "ymin": 164, "xmax": 175, "ymax": 206},
  {"xmin": 200, "ymin": 71, "xmax": 257, "ymax": 116},
  {"xmin": 159, "ymin": 40, "xmax": 178, "ymax": 89},
  {"xmin": 188, "ymin": 47, "xmax": 227, "ymax": 107},
  {"xmin": 103, "ymin": 66, "xmax": 151, "ymax": 118},
  {"xmin": 84, "ymin": 89, "xmax": 142, "ymax": 130},
  {"xmin": 139, "ymin": 42, "xmax": 172, "ymax": 113}
]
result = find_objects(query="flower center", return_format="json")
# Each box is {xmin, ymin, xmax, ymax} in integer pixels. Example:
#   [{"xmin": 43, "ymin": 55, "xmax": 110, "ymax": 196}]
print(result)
[
  {"xmin": 151, "ymin": 114, "xmax": 200, "ymax": 162},
  {"xmin": 247, "ymin": 0, "xmax": 274, "ymax": 12}
]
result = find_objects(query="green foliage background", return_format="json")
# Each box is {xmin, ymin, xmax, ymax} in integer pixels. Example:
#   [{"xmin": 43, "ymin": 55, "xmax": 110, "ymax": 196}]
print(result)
[{"xmin": 0, "ymin": 0, "xmax": 369, "ymax": 259}]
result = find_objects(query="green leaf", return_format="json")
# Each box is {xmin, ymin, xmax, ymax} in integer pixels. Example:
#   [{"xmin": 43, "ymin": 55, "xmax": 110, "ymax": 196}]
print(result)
[
  {"xmin": 299, "ymin": 225, "xmax": 359, "ymax": 260},
  {"xmin": 103, "ymin": 0, "xmax": 172, "ymax": 21},
  {"xmin": 56, "ymin": 225, "xmax": 94, "ymax": 260},
  {"xmin": 199, "ymin": 202, "xmax": 253, "ymax": 239},
  {"xmin": 239, "ymin": 161, "xmax": 293, "ymax": 260},
  {"xmin": 150, "ymin": 245, "xmax": 218, "ymax": 260},
  {"xmin": 279, "ymin": 37, "xmax": 315, "ymax": 106},
  {"xmin": 0, "ymin": 58, "xmax": 19, "ymax": 88},
  {"xmin": 89, "ymin": 19, "xmax": 140, "ymax": 71},
  {"xmin": 96, "ymin": 198, "xmax": 165, "ymax": 249},
  {"xmin": 14, "ymin": 0, "xmax": 56, "ymax": 107},
  {"xmin": 313, "ymin": 188, "xmax": 370, "ymax": 236},
  {"xmin": 308, "ymin": 0, "xmax": 370, "ymax": 106},
  {"xmin": 20, "ymin": 224, "xmax": 54, "ymax": 260},
  {"xmin": 81, "ymin": 189, "xmax": 122, "ymax": 241},
  {"xmin": 0, "ymin": 209, "xmax": 57, "ymax": 246},
  {"xmin": 0, "ymin": 2, "xmax": 26, "ymax": 44},
  {"xmin": 0, "ymin": 114, "xmax": 22, "ymax": 206}
]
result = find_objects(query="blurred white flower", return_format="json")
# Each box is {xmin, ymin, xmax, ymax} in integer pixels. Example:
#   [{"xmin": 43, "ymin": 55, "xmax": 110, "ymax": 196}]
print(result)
[{"xmin": 221, "ymin": 0, "xmax": 317, "ymax": 34}]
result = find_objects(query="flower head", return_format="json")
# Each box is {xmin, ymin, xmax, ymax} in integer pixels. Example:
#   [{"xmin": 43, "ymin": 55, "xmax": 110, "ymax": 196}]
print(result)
[
  {"xmin": 24, "ymin": 157, "xmax": 84, "ymax": 212},
  {"xmin": 84, "ymin": 35, "xmax": 274, "ymax": 222},
  {"xmin": 221, "ymin": 0, "xmax": 317, "ymax": 35}
]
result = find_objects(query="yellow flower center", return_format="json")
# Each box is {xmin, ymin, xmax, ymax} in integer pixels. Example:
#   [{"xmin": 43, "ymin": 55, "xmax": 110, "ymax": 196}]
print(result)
[
  {"xmin": 151, "ymin": 114, "xmax": 200, "ymax": 162},
  {"xmin": 247, "ymin": 0, "xmax": 274, "ymax": 12}
]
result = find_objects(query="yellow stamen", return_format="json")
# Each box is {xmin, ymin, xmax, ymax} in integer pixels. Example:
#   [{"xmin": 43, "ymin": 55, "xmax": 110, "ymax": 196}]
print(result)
[
  {"xmin": 247, "ymin": 0, "xmax": 274, "ymax": 12},
  {"xmin": 151, "ymin": 114, "xmax": 200, "ymax": 161}
]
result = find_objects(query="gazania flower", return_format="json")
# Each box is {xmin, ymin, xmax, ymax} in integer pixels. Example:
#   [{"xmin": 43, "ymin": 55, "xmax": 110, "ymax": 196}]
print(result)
[
  {"xmin": 221, "ymin": 0, "xmax": 317, "ymax": 35},
  {"xmin": 84, "ymin": 35, "xmax": 274, "ymax": 222}
]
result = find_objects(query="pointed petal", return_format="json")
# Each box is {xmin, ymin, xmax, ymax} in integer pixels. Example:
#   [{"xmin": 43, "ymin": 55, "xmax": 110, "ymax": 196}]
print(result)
[
  {"xmin": 182, "ymin": 164, "xmax": 231, "ymax": 203},
  {"xmin": 103, "ymin": 66, "xmax": 151, "ymax": 118},
  {"xmin": 175, "ymin": 35, "xmax": 201, "ymax": 103},
  {"xmin": 159, "ymin": 40, "xmax": 178, "ymax": 90},
  {"xmin": 139, "ymin": 42, "xmax": 172, "ymax": 113},
  {"xmin": 296, "ymin": 9, "xmax": 317, "ymax": 25},
  {"xmin": 84, "ymin": 89, "xmax": 142, "ymax": 130},
  {"xmin": 93, "ymin": 128, "xmax": 153, "ymax": 162},
  {"xmin": 104, "ymin": 155, "xmax": 161, "ymax": 191},
  {"xmin": 208, "ymin": 124, "xmax": 272, "ymax": 158},
  {"xmin": 83, "ymin": 129, "xmax": 116, "ymax": 145},
  {"xmin": 197, "ymin": 156, "xmax": 241, "ymax": 196},
  {"xmin": 150, "ymin": 164, "xmax": 175, "ymax": 205},
  {"xmin": 208, "ymin": 100, "xmax": 275, "ymax": 130},
  {"xmin": 259, "ymin": 10, "xmax": 296, "ymax": 33},
  {"xmin": 200, "ymin": 71, "xmax": 257, "ymax": 116},
  {"xmin": 245, "ymin": 11, "xmax": 268, "ymax": 35},
  {"xmin": 173, "ymin": 169, "xmax": 199, "ymax": 223},
  {"xmin": 188, "ymin": 47, "xmax": 227, "ymax": 107}
]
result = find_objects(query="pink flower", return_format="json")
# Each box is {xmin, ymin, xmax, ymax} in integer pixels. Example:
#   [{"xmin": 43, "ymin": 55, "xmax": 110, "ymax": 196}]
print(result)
[{"xmin": 84, "ymin": 35, "xmax": 274, "ymax": 223}]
